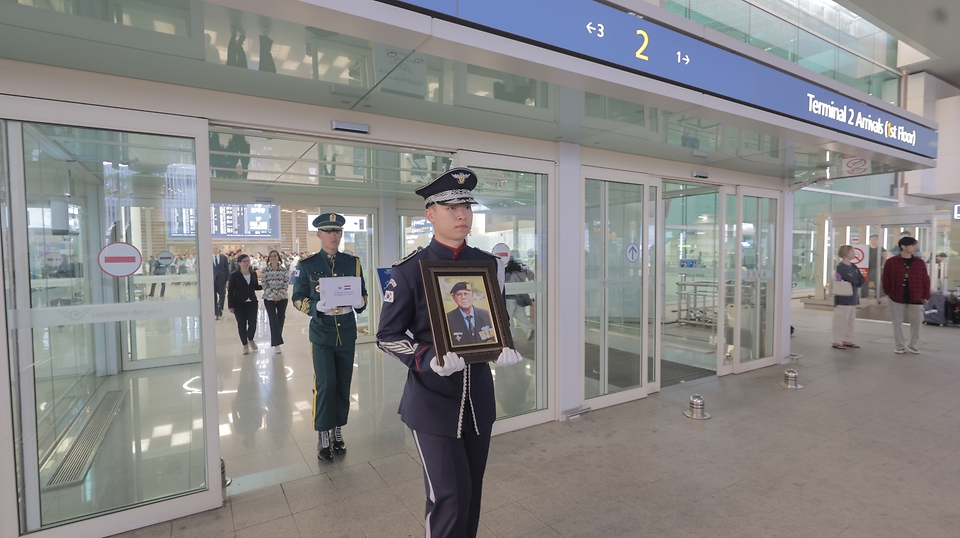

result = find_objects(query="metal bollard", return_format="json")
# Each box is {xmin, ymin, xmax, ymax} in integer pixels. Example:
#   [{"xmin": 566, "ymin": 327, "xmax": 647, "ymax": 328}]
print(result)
[
  {"xmin": 221, "ymin": 457, "xmax": 232, "ymax": 488},
  {"xmin": 683, "ymin": 394, "xmax": 711, "ymax": 420},
  {"xmin": 779, "ymin": 369, "xmax": 803, "ymax": 389}
]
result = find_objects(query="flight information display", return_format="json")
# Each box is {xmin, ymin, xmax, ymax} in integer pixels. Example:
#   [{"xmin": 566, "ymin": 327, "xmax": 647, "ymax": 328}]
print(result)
[
  {"xmin": 211, "ymin": 204, "xmax": 280, "ymax": 239},
  {"xmin": 374, "ymin": 0, "xmax": 937, "ymax": 159},
  {"xmin": 168, "ymin": 207, "xmax": 197, "ymax": 238}
]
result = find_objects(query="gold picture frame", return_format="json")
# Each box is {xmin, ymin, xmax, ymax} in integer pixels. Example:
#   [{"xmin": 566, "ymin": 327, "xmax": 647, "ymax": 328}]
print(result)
[{"xmin": 419, "ymin": 259, "xmax": 514, "ymax": 364}]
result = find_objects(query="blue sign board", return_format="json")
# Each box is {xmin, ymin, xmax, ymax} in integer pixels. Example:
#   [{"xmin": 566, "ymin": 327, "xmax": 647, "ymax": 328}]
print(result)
[
  {"xmin": 381, "ymin": 0, "xmax": 937, "ymax": 159},
  {"xmin": 377, "ymin": 267, "xmax": 393, "ymax": 294}
]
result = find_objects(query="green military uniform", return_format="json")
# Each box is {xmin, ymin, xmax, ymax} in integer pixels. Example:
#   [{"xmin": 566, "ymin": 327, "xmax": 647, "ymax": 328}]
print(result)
[{"xmin": 291, "ymin": 219, "xmax": 368, "ymax": 435}]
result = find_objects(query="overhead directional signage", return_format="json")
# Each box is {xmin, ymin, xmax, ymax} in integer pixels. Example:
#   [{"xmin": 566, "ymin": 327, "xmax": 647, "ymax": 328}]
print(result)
[{"xmin": 377, "ymin": 0, "xmax": 937, "ymax": 159}]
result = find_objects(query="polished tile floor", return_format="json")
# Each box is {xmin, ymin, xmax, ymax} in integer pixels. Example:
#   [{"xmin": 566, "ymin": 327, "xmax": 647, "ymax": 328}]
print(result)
[{"xmin": 114, "ymin": 303, "xmax": 960, "ymax": 537}]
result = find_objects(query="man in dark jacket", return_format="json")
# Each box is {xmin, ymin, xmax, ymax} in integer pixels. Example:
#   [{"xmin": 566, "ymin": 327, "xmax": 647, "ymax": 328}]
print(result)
[
  {"xmin": 213, "ymin": 245, "xmax": 230, "ymax": 320},
  {"xmin": 881, "ymin": 236, "xmax": 930, "ymax": 354}
]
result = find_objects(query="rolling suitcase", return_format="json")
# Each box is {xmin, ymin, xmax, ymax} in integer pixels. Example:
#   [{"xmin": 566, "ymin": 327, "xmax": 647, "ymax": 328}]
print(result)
[{"xmin": 923, "ymin": 292, "xmax": 948, "ymax": 326}]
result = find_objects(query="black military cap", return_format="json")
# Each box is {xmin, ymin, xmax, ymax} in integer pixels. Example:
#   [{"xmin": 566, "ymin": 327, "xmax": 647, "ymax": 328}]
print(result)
[
  {"xmin": 415, "ymin": 167, "xmax": 478, "ymax": 208},
  {"xmin": 449, "ymin": 281, "xmax": 472, "ymax": 295},
  {"xmin": 313, "ymin": 213, "xmax": 346, "ymax": 231}
]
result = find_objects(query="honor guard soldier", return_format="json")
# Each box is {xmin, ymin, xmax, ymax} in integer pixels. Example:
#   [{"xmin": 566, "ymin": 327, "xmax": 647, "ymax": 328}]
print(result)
[
  {"xmin": 376, "ymin": 168, "xmax": 523, "ymax": 538},
  {"xmin": 292, "ymin": 213, "xmax": 368, "ymax": 461}
]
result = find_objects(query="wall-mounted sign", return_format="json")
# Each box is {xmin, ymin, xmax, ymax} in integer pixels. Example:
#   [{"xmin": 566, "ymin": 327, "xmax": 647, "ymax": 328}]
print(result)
[
  {"xmin": 97, "ymin": 242, "xmax": 142, "ymax": 277},
  {"xmin": 375, "ymin": 0, "xmax": 937, "ymax": 159}
]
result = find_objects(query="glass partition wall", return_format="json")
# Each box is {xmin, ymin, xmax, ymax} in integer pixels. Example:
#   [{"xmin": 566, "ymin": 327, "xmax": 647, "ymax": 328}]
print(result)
[{"xmin": 3, "ymin": 117, "xmax": 210, "ymax": 532}]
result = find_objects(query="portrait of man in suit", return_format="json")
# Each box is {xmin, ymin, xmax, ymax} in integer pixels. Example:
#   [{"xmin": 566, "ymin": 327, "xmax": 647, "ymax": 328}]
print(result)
[{"xmin": 444, "ymin": 280, "xmax": 498, "ymax": 346}]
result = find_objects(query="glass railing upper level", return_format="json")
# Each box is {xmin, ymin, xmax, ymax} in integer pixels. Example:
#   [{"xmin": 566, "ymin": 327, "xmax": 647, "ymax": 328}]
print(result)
[{"xmin": 664, "ymin": 0, "xmax": 902, "ymax": 106}]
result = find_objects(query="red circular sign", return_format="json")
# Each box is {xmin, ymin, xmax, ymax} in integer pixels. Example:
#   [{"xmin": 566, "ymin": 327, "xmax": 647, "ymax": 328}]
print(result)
[
  {"xmin": 97, "ymin": 242, "xmax": 143, "ymax": 277},
  {"xmin": 157, "ymin": 251, "xmax": 175, "ymax": 266},
  {"xmin": 852, "ymin": 247, "xmax": 865, "ymax": 264}
]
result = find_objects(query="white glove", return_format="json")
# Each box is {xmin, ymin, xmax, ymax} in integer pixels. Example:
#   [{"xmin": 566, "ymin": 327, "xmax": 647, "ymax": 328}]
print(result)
[
  {"xmin": 351, "ymin": 297, "xmax": 366, "ymax": 310},
  {"xmin": 495, "ymin": 347, "xmax": 522, "ymax": 366},
  {"xmin": 316, "ymin": 301, "xmax": 335, "ymax": 315},
  {"xmin": 430, "ymin": 352, "xmax": 466, "ymax": 376}
]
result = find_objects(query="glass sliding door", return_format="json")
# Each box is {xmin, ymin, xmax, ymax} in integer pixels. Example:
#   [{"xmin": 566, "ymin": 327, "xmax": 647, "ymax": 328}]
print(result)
[
  {"xmin": 1, "ymin": 96, "xmax": 219, "ymax": 536},
  {"xmin": 729, "ymin": 188, "xmax": 780, "ymax": 372},
  {"xmin": 583, "ymin": 168, "xmax": 658, "ymax": 406},
  {"xmin": 662, "ymin": 180, "xmax": 720, "ymax": 384},
  {"xmin": 460, "ymin": 152, "xmax": 551, "ymax": 431}
]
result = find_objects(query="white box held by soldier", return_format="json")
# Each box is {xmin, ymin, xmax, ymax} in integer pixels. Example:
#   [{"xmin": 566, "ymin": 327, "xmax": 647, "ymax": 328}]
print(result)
[{"xmin": 316, "ymin": 276, "xmax": 362, "ymax": 307}]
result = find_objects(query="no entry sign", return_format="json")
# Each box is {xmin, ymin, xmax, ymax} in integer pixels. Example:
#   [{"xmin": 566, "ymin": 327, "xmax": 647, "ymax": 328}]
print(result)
[
  {"xmin": 491, "ymin": 243, "xmax": 511, "ymax": 259},
  {"xmin": 97, "ymin": 242, "xmax": 142, "ymax": 277},
  {"xmin": 157, "ymin": 251, "xmax": 175, "ymax": 266},
  {"xmin": 43, "ymin": 252, "xmax": 63, "ymax": 268}
]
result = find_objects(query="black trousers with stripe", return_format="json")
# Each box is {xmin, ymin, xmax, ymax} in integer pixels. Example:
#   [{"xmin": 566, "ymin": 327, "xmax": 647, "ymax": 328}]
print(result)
[{"xmin": 412, "ymin": 411, "xmax": 490, "ymax": 538}]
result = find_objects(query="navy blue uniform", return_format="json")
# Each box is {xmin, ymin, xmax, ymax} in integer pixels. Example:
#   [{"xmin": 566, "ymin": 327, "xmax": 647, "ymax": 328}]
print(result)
[{"xmin": 377, "ymin": 237, "xmax": 504, "ymax": 538}]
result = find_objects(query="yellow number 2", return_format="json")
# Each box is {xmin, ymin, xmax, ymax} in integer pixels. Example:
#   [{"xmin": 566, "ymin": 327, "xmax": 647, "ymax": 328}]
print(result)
[{"xmin": 636, "ymin": 29, "xmax": 650, "ymax": 61}]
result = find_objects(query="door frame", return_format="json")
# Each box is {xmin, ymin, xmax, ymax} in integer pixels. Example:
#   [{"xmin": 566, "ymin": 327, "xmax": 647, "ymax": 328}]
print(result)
[
  {"xmin": 456, "ymin": 150, "xmax": 555, "ymax": 434},
  {"xmin": 579, "ymin": 165, "xmax": 661, "ymax": 411},
  {"xmin": 0, "ymin": 95, "xmax": 221, "ymax": 538},
  {"xmin": 727, "ymin": 185, "xmax": 783, "ymax": 375}
]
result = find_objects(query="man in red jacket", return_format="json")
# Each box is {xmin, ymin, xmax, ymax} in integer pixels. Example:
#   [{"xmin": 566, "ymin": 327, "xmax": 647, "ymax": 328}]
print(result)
[{"xmin": 881, "ymin": 237, "xmax": 930, "ymax": 354}]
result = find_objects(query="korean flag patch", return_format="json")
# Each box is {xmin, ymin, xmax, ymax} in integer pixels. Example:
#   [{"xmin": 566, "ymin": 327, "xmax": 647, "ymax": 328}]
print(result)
[{"xmin": 384, "ymin": 290, "xmax": 394, "ymax": 303}]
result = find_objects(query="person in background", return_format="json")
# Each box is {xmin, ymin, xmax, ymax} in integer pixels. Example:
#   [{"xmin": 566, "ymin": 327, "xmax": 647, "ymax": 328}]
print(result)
[
  {"xmin": 504, "ymin": 252, "xmax": 535, "ymax": 341},
  {"xmin": 213, "ymin": 245, "xmax": 230, "ymax": 320},
  {"xmin": 881, "ymin": 236, "xmax": 930, "ymax": 354},
  {"xmin": 228, "ymin": 254, "xmax": 262, "ymax": 355},
  {"xmin": 861, "ymin": 234, "xmax": 886, "ymax": 298},
  {"xmin": 261, "ymin": 250, "xmax": 290, "ymax": 353},
  {"xmin": 831, "ymin": 245, "xmax": 865, "ymax": 350},
  {"xmin": 148, "ymin": 254, "xmax": 166, "ymax": 298}
]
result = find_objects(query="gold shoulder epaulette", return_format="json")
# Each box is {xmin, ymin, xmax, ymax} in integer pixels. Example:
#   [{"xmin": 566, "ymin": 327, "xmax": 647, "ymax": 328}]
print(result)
[{"xmin": 394, "ymin": 247, "xmax": 422, "ymax": 266}]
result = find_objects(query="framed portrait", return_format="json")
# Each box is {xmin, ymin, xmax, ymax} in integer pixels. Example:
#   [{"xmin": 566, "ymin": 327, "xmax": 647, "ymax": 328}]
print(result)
[{"xmin": 420, "ymin": 259, "xmax": 514, "ymax": 364}]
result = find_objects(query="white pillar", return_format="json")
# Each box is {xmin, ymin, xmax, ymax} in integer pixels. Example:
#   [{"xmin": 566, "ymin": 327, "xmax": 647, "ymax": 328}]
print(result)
[{"xmin": 556, "ymin": 141, "xmax": 583, "ymax": 416}]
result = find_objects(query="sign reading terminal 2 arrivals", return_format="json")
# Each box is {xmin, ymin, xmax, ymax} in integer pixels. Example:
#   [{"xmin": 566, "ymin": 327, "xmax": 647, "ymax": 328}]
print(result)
[{"xmin": 368, "ymin": 0, "xmax": 937, "ymax": 159}]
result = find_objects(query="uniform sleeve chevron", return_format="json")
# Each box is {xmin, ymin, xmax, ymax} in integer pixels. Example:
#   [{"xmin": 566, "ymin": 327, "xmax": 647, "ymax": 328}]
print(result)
[{"xmin": 377, "ymin": 339, "xmax": 419, "ymax": 357}]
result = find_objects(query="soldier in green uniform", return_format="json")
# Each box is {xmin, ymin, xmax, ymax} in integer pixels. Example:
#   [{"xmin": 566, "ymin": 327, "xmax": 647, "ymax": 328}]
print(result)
[{"xmin": 292, "ymin": 213, "xmax": 368, "ymax": 461}]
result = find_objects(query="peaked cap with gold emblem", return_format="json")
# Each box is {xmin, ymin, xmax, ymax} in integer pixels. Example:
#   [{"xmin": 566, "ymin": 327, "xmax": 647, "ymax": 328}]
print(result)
[
  {"xmin": 414, "ymin": 167, "xmax": 478, "ymax": 208},
  {"xmin": 313, "ymin": 212, "xmax": 346, "ymax": 231}
]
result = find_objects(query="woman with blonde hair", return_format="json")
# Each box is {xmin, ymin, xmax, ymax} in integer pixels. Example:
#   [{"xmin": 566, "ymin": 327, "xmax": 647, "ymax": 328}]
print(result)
[{"xmin": 832, "ymin": 244, "xmax": 866, "ymax": 350}]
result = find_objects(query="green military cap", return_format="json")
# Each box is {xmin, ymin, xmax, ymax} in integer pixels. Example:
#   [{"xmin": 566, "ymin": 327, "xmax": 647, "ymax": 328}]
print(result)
[{"xmin": 313, "ymin": 213, "xmax": 346, "ymax": 231}]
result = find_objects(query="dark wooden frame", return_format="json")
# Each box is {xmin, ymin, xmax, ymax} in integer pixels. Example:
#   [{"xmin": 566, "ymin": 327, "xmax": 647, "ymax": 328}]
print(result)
[{"xmin": 420, "ymin": 259, "xmax": 514, "ymax": 364}]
